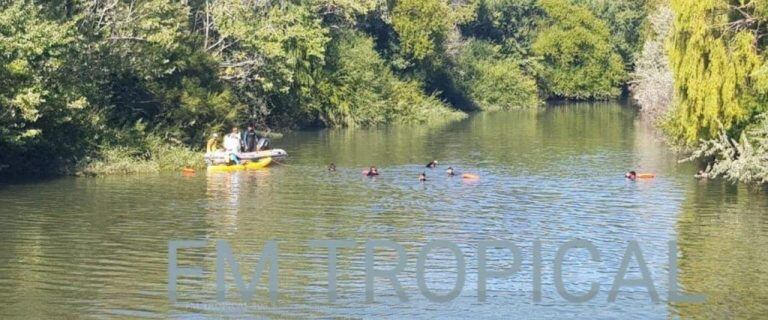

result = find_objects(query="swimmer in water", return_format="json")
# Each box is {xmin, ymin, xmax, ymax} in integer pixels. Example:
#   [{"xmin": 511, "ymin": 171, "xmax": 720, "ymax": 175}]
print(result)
[
  {"xmin": 419, "ymin": 172, "xmax": 427, "ymax": 182},
  {"xmin": 625, "ymin": 171, "xmax": 637, "ymax": 181},
  {"xmin": 426, "ymin": 160, "xmax": 438, "ymax": 168},
  {"xmin": 695, "ymin": 169, "xmax": 710, "ymax": 179},
  {"xmin": 328, "ymin": 163, "xmax": 336, "ymax": 172},
  {"xmin": 446, "ymin": 167, "xmax": 455, "ymax": 176},
  {"xmin": 365, "ymin": 166, "xmax": 379, "ymax": 177}
]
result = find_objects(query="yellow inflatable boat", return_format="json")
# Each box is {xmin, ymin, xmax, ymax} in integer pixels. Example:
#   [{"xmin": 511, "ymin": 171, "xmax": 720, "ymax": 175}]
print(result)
[{"xmin": 207, "ymin": 157, "xmax": 273, "ymax": 173}]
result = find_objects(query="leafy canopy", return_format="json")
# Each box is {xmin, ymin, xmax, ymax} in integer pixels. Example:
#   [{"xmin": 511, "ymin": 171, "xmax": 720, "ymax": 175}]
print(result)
[{"xmin": 533, "ymin": 0, "xmax": 626, "ymax": 100}]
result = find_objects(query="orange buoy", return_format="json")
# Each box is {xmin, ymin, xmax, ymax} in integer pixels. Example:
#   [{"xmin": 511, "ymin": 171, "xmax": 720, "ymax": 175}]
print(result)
[
  {"xmin": 182, "ymin": 167, "xmax": 196, "ymax": 174},
  {"xmin": 461, "ymin": 173, "xmax": 479, "ymax": 180},
  {"xmin": 636, "ymin": 173, "xmax": 655, "ymax": 179}
]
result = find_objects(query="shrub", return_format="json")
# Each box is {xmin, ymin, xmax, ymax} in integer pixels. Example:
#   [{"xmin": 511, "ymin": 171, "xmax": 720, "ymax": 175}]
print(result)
[
  {"xmin": 79, "ymin": 136, "xmax": 203, "ymax": 175},
  {"xmin": 685, "ymin": 115, "xmax": 768, "ymax": 185},
  {"xmin": 320, "ymin": 32, "xmax": 465, "ymax": 127},
  {"xmin": 453, "ymin": 40, "xmax": 539, "ymax": 110},
  {"xmin": 630, "ymin": 5, "xmax": 674, "ymax": 124},
  {"xmin": 533, "ymin": 0, "xmax": 626, "ymax": 100}
]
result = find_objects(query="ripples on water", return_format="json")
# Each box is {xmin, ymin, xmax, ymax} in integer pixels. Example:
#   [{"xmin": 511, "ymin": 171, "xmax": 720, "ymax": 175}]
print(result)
[{"xmin": 1, "ymin": 103, "xmax": 767, "ymax": 319}]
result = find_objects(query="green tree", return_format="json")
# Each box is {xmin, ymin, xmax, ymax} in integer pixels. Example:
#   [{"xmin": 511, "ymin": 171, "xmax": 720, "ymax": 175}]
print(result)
[
  {"xmin": 668, "ymin": 0, "xmax": 768, "ymax": 184},
  {"xmin": 212, "ymin": 1, "xmax": 330, "ymax": 126},
  {"xmin": 0, "ymin": 1, "xmax": 88, "ymax": 174},
  {"xmin": 667, "ymin": 0, "xmax": 767, "ymax": 144},
  {"xmin": 460, "ymin": 0, "xmax": 545, "ymax": 58},
  {"xmin": 391, "ymin": 0, "xmax": 452, "ymax": 62},
  {"xmin": 78, "ymin": 0, "xmax": 244, "ymax": 145},
  {"xmin": 533, "ymin": 0, "xmax": 626, "ymax": 100},
  {"xmin": 320, "ymin": 32, "xmax": 462, "ymax": 126},
  {"xmin": 631, "ymin": 4, "xmax": 674, "ymax": 124},
  {"xmin": 453, "ymin": 40, "xmax": 539, "ymax": 110},
  {"xmin": 573, "ymin": 0, "xmax": 651, "ymax": 69}
]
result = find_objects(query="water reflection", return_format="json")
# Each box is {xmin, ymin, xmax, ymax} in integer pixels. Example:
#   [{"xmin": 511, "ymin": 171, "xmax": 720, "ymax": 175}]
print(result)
[
  {"xmin": 0, "ymin": 103, "xmax": 766, "ymax": 318},
  {"xmin": 673, "ymin": 182, "xmax": 768, "ymax": 318}
]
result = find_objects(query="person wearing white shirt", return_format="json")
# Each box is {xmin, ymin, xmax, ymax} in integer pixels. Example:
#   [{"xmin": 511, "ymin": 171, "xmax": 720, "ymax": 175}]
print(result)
[{"xmin": 223, "ymin": 127, "xmax": 243, "ymax": 164}]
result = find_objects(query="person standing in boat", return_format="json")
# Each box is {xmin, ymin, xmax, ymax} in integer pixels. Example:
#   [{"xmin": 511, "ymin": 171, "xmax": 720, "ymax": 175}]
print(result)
[
  {"xmin": 242, "ymin": 124, "xmax": 260, "ymax": 152},
  {"xmin": 224, "ymin": 127, "xmax": 243, "ymax": 152},
  {"xmin": 223, "ymin": 127, "xmax": 243, "ymax": 164}
]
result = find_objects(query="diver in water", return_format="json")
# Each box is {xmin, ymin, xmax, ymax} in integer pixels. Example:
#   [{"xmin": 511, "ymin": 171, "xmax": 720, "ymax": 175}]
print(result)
[
  {"xmin": 365, "ymin": 166, "xmax": 379, "ymax": 177},
  {"xmin": 328, "ymin": 163, "xmax": 337, "ymax": 172},
  {"xmin": 625, "ymin": 171, "xmax": 637, "ymax": 181},
  {"xmin": 446, "ymin": 167, "xmax": 455, "ymax": 176},
  {"xmin": 695, "ymin": 170, "xmax": 710, "ymax": 179},
  {"xmin": 426, "ymin": 160, "xmax": 438, "ymax": 168},
  {"xmin": 419, "ymin": 172, "xmax": 427, "ymax": 182}
]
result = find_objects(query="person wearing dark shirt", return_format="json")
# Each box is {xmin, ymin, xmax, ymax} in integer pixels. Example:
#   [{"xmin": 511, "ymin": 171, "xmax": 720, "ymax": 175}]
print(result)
[
  {"xmin": 242, "ymin": 125, "xmax": 259, "ymax": 152},
  {"xmin": 365, "ymin": 166, "xmax": 379, "ymax": 177}
]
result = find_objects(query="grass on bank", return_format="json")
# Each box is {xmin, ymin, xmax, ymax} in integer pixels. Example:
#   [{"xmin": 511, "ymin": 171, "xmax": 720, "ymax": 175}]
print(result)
[{"xmin": 79, "ymin": 139, "xmax": 203, "ymax": 176}]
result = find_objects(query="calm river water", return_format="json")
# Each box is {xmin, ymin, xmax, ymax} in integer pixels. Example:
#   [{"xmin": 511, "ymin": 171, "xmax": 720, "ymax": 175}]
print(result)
[{"xmin": 1, "ymin": 103, "xmax": 767, "ymax": 319}]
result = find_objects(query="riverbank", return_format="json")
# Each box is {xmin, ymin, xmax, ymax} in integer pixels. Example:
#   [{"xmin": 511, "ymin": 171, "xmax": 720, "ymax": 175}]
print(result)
[
  {"xmin": 15, "ymin": 114, "xmax": 468, "ymax": 178},
  {"xmin": 77, "ymin": 144, "xmax": 204, "ymax": 176},
  {"xmin": 74, "ymin": 130, "xmax": 297, "ymax": 176},
  {"xmin": 1, "ymin": 0, "xmax": 649, "ymax": 180}
]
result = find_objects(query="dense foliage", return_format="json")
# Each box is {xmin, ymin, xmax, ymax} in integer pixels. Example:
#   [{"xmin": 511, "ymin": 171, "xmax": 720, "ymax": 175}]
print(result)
[
  {"xmin": 573, "ymin": 0, "xmax": 652, "ymax": 70},
  {"xmin": 667, "ymin": 0, "xmax": 768, "ymax": 144},
  {"xmin": 460, "ymin": 0, "xmax": 545, "ymax": 59},
  {"xmin": 661, "ymin": 0, "xmax": 768, "ymax": 184},
  {"xmin": 533, "ymin": 0, "xmax": 627, "ymax": 99},
  {"xmin": 321, "ymin": 32, "xmax": 463, "ymax": 126},
  {"xmin": 630, "ymin": 3, "xmax": 673, "ymax": 124},
  {"xmin": 453, "ymin": 40, "xmax": 539, "ymax": 110},
  {"xmin": 0, "ymin": 0, "xmax": 653, "ymax": 176}
]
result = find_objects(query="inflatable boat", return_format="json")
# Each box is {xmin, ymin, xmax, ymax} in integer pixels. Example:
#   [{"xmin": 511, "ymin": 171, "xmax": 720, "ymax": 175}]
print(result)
[
  {"xmin": 236, "ymin": 149, "xmax": 288, "ymax": 161},
  {"xmin": 207, "ymin": 157, "xmax": 273, "ymax": 173},
  {"xmin": 205, "ymin": 149, "xmax": 287, "ymax": 165}
]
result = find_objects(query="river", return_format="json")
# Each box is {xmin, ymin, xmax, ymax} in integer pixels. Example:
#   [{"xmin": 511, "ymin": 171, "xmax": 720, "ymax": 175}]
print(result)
[{"xmin": 1, "ymin": 102, "xmax": 766, "ymax": 319}]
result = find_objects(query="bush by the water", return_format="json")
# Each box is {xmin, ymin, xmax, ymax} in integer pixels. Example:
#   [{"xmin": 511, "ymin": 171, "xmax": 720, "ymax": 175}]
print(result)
[
  {"xmin": 662, "ymin": 0, "xmax": 768, "ymax": 184},
  {"xmin": 630, "ymin": 5, "xmax": 674, "ymax": 125},
  {"xmin": 533, "ymin": 0, "xmax": 627, "ymax": 100},
  {"xmin": 321, "ymin": 32, "xmax": 465, "ymax": 126},
  {"xmin": 453, "ymin": 40, "xmax": 539, "ymax": 110},
  {"xmin": 79, "ymin": 137, "xmax": 203, "ymax": 175},
  {"xmin": 684, "ymin": 116, "xmax": 768, "ymax": 185}
]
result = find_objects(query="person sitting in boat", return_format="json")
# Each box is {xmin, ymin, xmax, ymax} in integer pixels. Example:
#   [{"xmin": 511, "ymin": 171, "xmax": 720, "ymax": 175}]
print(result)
[
  {"xmin": 426, "ymin": 160, "xmax": 438, "ymax": 168},
  {"xmin": 419, "ymin": 172, "xmax": 427, "ymax": 182},
  {"xmin": 242, "ymin": 125, "xmax": 260, "ymax": 152},
  {"xmin": 625, "ymin": 171, "xmax": 637, "ymax": 181},
  {"xmin": 364, "ymin": 166, "xmax": 379, "ymax": 177},
  {"xmin": 206, "ymin": 133, "xmax": 220, "ymax": 154},
  {"xmin": 446, "ymin": 167, "xmax": 455, "ymax": 176}
]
